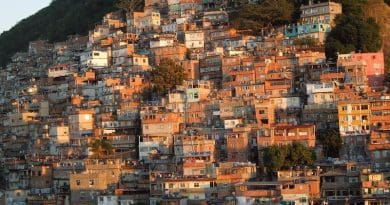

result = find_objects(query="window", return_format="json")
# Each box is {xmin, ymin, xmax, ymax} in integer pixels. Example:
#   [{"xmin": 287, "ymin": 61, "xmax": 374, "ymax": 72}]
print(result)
[
  {"xmin": 76, "ymin": 180, "xmax": 80, "ymax": 186},
  {"xmin": 194, "ymin": 182, "xmax": 199, "ymax": 187},
  {"xmin": 169, "ymin": 183, "xmax": 173, "ymax": 188},
  {"xmin": 361, "ymin": 105, "xmax": 369, "ymax": 110},
  {"xmin": 259, "ymin": 110, "xmax": 265, "ymax": 114},
  {"xmin": 342, "ymin": 106, "xmax": 347, "ymax": 111},
  {"xmin": 89, "ymin": 179, "xmax": 94, "ymax": 185}
]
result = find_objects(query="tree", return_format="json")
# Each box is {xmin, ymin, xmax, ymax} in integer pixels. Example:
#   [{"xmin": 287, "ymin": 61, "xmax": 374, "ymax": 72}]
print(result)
[
  {"xmin": 150, "ymin": 58, "xmax": 187, "ymax": 94},
  {"xmin": 325, "ymin": 1, "xmax": 382, "ymax": 59},
  {"xmin": 263, "ymin": 143, "xmax": 315, "ymax": 175},
  {"xmin": 263, "ymin": 145, "xmax": 287, "ymax": 173},
  {"xmin": 230, "ymin": 0, "xmax": 294, "ymax": 33},
  {"xmin": 259, "ymin": 0, "xmax": 295, "ymax": 26},
  {"xmin": 89, "ymin": 138, "xmax": 113, "ymax": 158},
  {"xmin": 325, "ymin": 15, "xmax": 382, "ymax": 59},
  {"xmin": 334, "ymin": 0, "xmax": 366, "ymax": 16},
  {"xmin": 115, "ymin": 0, "xmax": 144, "ymax": 13},
  {"xmin": 0, "ymin": 0, "xmax": 118, "ymax": 67},
  {"xmin": 317, "ymin": 129, "xmax": 342, "ymax": 158},
  {"xmin": 285, "ymin": 142, "xmax": 315, "ymax": 167}
]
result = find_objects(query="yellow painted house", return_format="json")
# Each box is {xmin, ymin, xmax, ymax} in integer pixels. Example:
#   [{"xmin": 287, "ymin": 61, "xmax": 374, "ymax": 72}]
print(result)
[{"xmin": 337, "ymin": 100, "xmax": 371, "ymax": 136}]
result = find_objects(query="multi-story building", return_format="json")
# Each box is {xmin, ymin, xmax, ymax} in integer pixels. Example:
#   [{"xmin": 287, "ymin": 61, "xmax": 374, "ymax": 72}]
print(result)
[
  {"xmin": 174, "ymin": 134, "xmax": 216, "ymax": 163},
  {"xmin": 302, "ymin": 103, "xmax": 338, "ymax": 131},
  {"xmin": 257, "ymin": 124, "xmax": 316, "ymax": 149},
  {"xmin": 68, "ymin": 109, "xmax": 95, "ymax": 146},
  {"xmin": 3, "ymin": 1, "xmax": 390, "ymax": 204},
  {"xmin": 255, "ymin": 99, "xmax": 276, "ymax": 129},
  {"xmin": 338, "ymin": 52, "xmax": 386, "ymax": 88},
  {"xmin": 69, "ymin": 159, "xmax": 121, "ymax": 204},
  {"xmin": 265, "ymin": 62, "xmax": 293, "ymax": 97},
  {"xmin": 337, "ymin": 101, "xmax": 371, "ymax": 137},
  {"xmin": 225, "ymin": 128, "xmax": 251, "ymax": 162},
  {"xmin": 306, "ymin": 82, "xmax": 334, "ymax": 104},
  {"xmin": 185, "ymin": 31, "xmax": 204, "ymax": 50},
  {"xmin": 360, "ymin": 169, "xmax": 390, "ymax": 204},
  {"xmin": 80, "ymin": 50, "xmax": 109, "ymax": 68},
  {"xmin": 320, "ymin": 162, "xmax": 368, "ymax": 205},
  {"xmin": 151, "ymin": 43, "xmax": 187, "ymax": 65},
  {"xmin": 199, "ymin": 55, "xmax": 223, "ymax": 88},
  {"xmin": 300, "ymin": 1, "xmax": 342, "ymax": 26},
  {"xmin": 284, "ymin": 22, "xmax": 331, "ymax": 43},
  {"xmin": 367, "ymin": 95, "xmax": 390, "ymax": 171},
  {"xmin": 214, "ymin": 162, "xmax": 257, "ymax": 199}
]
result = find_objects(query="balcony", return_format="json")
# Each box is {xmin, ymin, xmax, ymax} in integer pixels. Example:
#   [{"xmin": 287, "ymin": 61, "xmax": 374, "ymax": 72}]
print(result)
[
  {"xmin": 361, "ymin": 180, "xmax": 389, "ymax": 188},
  {"xmin": 321, "ymin": 180, "xmax": 360, "ymax": 190},
  {"xmin": 311, "ymin": 86, "xmax": 333, "ymax": 93},
  {"xmin": 371, "ymin": 115, "xmax": 390, "ymax": 122},
  {"xmin": 265, "ymin": 83, "xmax": 291, "ymax": 90},
  {"xmin": 240, "ymin": 189, "xmax": 281, "ymax": 198},
  {"xmin": 266, "ymin": 74, "xmax": 293, "ymax": 81},
  {"xmin": 370, "ymin": 104, "xmax": 390, "ymax": 111},
  {"xmin": 367, "ymin": 143, "xmax": 390, "ymax": 151},
  {"xmin": 327, "ymin": 196, "xmax": 350, "ymax": 201}
]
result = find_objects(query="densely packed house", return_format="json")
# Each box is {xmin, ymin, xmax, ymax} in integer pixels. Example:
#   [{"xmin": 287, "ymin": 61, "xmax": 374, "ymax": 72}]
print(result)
[{"xmin": 0, "ymin": 1, "xmax": 389, "ymax": 205}]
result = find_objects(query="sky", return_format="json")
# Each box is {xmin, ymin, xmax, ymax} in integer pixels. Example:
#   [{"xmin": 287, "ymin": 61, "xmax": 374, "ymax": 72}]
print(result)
[{"xmin": 0, "ymin": 0, "xmax": 52, "ymax": 34}]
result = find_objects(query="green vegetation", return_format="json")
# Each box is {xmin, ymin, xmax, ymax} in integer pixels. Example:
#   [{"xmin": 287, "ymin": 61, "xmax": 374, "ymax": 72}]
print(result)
[
  {"xmin": 325, "ymin": 0, "xmax": 382, "ymax": 59},
  {"xmin": 115, "ymin": 0, "xmax": 144, "ymax": 13},
  {"xmin": 325, "ymin": 16, "xmax": 382, "ymax": 60},
  {"xmin": 363, "ymin": 0, "xmax": 390, "ymax": 77},
  {"xmin": 317, "ymin": 129, "xmax": 342, "ymax": 158},
  {"xmin": 263, "ymin": 142, "xmax": 315, "ymax": 174},
  {"xmin": 230, "ymin": 0, "xmax": 383, "ymax": 60},
  {"xmin": 230, "ymin": 0, "xmax": 343, "ymax": 33},
  {"xmin": 230, "ymin": 0, "xmax": 296, "ymax": 33},
  {"xmin": 90, "ymin": 138, "xmax": 113, "ymax": 158},
  {"xmin": 150, "ymin": 58, "xmax": 187, "ymax": 94},
  {"xmin": 0, "ymin": 0, "xmax": 119, "ymax": 67}
]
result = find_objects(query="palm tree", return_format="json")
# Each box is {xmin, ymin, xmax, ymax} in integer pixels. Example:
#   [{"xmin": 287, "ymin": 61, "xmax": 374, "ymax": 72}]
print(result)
[{"xmin": 89, "ymin": 138, "xmax": 113, "ymax": 159}]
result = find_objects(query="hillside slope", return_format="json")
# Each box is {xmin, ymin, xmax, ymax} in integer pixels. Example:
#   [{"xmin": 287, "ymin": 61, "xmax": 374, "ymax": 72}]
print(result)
[
  {"xmin": 0, "ymin": 0, "xmax": 118, "ymax": 67},
  {"xmin": 363, "ymin": 0, "xmax": 390, "ymax": 71}
]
